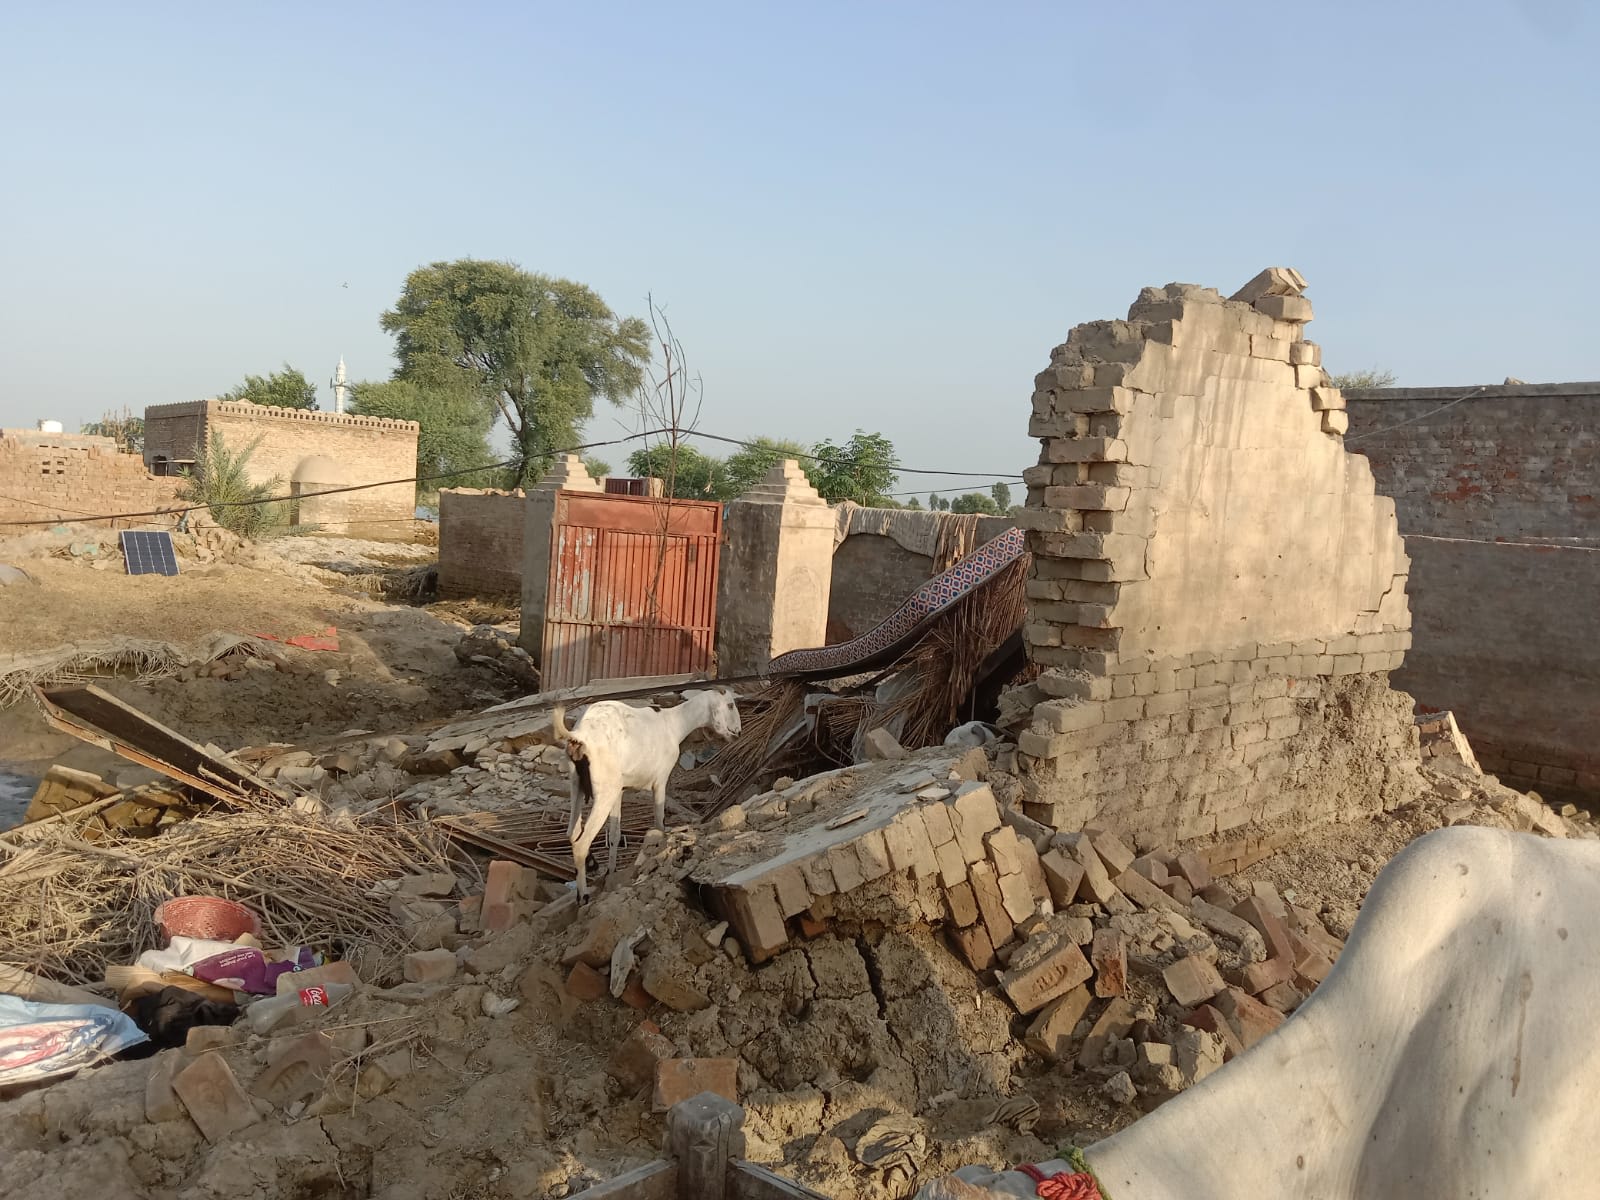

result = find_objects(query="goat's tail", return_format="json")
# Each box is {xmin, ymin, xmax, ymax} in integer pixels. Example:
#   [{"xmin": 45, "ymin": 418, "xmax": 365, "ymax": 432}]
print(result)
[{"xmin": 551, "ymin": 704, "xmax": 572, "ymax": 742}]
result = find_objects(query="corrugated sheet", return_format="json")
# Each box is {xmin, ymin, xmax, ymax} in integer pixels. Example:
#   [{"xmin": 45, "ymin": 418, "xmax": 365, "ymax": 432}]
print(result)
[{"xmin": 541, "ymin": 491, "xmax": 721, "ymax": 690}]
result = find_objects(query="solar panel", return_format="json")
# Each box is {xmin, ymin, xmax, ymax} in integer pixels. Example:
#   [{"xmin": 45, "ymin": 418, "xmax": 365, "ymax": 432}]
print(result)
[{"xmin": 120, "ymin": 530, "xmax": 180, "ymax": 577}]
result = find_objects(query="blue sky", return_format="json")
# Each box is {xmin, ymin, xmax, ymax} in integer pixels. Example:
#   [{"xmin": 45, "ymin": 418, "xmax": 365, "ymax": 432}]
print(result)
[{"xmin": 1, "ymin": 1, "xmax": 1594, "ymax": 497}]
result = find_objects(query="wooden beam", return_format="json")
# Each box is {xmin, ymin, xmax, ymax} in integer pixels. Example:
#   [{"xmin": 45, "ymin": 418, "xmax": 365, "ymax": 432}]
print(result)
[
  {"xmin": 727, "ymin": 1161, "xmax": 832, "ymax": 1199},
  {"xmin": 575, "ymin": 1160, "xmax": 677, "ymax": 1199}
]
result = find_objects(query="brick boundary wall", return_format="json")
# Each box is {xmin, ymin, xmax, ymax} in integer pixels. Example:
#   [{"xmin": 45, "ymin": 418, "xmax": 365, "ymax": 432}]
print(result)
[
  {"xmin": 437, "ymin": 488, "xmax": 526, "ymax": 597},
  {"xmin": 1006, "ymin": 271, "xmax": 1422, "ymax": 850},
  {"xmin": 1344, "ymin": 383, "xmax": 1600, "ymax": 802},
  {"xmin": 1343, "ymin": 382, "xmax": 1600, "ymax": 543},
  {"xmin": 0, "ymin": 434, "xmax": 182, "ymax": 528},
  {"xmin": 142, "ymin": 400, "xmax": 421, "ymax": 540}
]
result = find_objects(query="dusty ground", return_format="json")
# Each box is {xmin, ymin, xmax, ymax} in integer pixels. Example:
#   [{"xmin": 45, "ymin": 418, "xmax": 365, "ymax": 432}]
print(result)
[{"xmin": 0, "ymin": 527, "xmax": 515, "ymax": 817}]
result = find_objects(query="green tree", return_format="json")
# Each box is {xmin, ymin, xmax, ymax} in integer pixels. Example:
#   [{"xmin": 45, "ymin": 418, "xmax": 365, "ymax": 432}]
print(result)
[
  {"xmin": 810, "ymin": 431, "xmax": 899, "ymax": 506},
  {"xmin": 178, "ymin": 431, "xmax": 285, "ymax": 539},
  {"xmin": 991, "ymin": 481, "xmax": 1011, "ymax": 511},
  {"xmin": 927, "ymin": 493, "xmax": 950, "ymax": 511},
  {"xmin": 903, "ymin": 497, "xmax": 924, "ymax": 510},
  {"xmin": 1328, "ymin": 368, "xmax": 1397, "ymax": 391},
  {"xmin": 381, "ymin": 259, "xmax": 650, "ymax": 486},
  {"xmin": 349, "ymin": 378, "xmax": 497, "ymax": 498},
  {"xmin": 583, "ymin": 456, "xmax": 612, "ymax": 480},
  {"xmin": 950, "ymin": 491, "xmax": 1000, "ymax": 514},
  {"xmin": 223, "ymin": 365, "xmax": 319, "ymax": 410},
  {"xmin": 720, "ymin": 437, "xmax": 815, "ymax": 499},
  {"xmin": 626, "ymin": 443, "xmax": 723, "ymax": 499}
]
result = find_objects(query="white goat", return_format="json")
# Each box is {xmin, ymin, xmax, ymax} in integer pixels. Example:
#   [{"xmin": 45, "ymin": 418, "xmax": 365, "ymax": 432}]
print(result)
[{"xmin": 550, "ymin": 688, "xmax": 742, "ymax": 901}]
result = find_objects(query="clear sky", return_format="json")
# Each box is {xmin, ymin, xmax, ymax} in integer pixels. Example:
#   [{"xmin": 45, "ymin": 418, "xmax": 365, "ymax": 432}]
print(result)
[{"xmin": 2, "ymin": 1, "xmax": 1595, "ymax": 497}]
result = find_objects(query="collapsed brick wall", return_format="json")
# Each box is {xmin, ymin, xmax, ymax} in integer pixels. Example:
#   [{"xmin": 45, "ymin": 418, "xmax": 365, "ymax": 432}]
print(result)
[
  {"xmin": 0, "ymin": 433, "xmax": 182, "ymax": 528},
  {"xmin": 437, "ymin": 488, "xmax": 525, "ymax": 596},
  {"xmin": 1009, "ymin": 271, "xmax": 1420, "ymax": 847},
  {"xmin": 143, "ymin": 401, "xmax": 420, "ymax": 539},
  {"xmin": 1344, "ymin": 383, "xmax": 1600, "ymax": 801}
]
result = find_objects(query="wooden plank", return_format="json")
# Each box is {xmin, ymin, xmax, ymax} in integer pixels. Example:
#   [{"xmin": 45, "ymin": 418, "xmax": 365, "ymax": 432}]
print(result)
[
  {"xmin": 572, "ymin": 1160, "xmax": 677, "ymax": 1199},
  {"xmin": 728, "ymin": 1161, "xmax": 832, "ymax": 1199}
]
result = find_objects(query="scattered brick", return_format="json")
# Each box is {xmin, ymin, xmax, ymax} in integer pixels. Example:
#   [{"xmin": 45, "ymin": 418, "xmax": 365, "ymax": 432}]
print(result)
[
  {"xmin": 183, "ymin": 1025, "xmax": 238, "ymax": 1055},
  {"xmin": 984, "ymin": 826, "xmax": 1025, "ymax": 875},
  {"xmin": 483, "ymin": 859, "xmax": 520, "ymax": 934},
  {"xmin": 641, "ymin": 955, "xmax": 711, "ymax": 1012},
  {"xmin": 172, "ymin": 1052, "xmax": 260, "ymax": 1143},
  {"xmin": 950, "ymin": 922, "xmax": 996, "ymax": 972},
  {"xmin": 1182, "ymin": 1004, "xmax": 1245, "ymax": 1061},
  {"xmin": 1162, "ymin": 955, "xmax": 1225, "ymax": 1008},
  {"xmin": 1078, "ymin": 997, "xmax": 1137, "ymax": 1070},
  {"xmin": 1066, "ymin": 836, "xmax": 1119, "ymax": 906},
  {"xmin": 1233, "ymin": 896, "xmax": 1295, "ymax": 962},
  {"xmin": 999, "ymin": 938, "xmax": 1093, "ymax": 1014},
  {"xmin": 1091, "ymin": 929, "xmax": 1128, "ymax": 998},
  {"xmin": 1129, "ymin": 854, "xmax": 1169, "ymax": 888},
  {"xmin": 654, "ymin": 1057, "xmax": 738, "ymax": 1111},
  {"xmin": 1289, "ymin": 931, "xmax": 1336, "ymax": 987},
  {"xmin": 275, "ymin": 959, "xmax": 360, "ymax": 996},
  {"xmin": 607, "ymin": 1021, "xmax": 675, "ymax": 1089},
  {"xmin": 864, "ymin": 727, "xmax": 907, "ymax": 761},
  {"xmin": 1260, "ymin": 982, "xmax": 1305, "ymax": 1014},
  {"xmin": 1114, "ymin": 867, "xmax": 1184, "ymax": 914},
  {"xmin": 998, "ymin": 869, "xmax": 1037, "ymax": 925},
  {"xmin": 1024, "ymin": 986, "xmax": 1092, "ymax": 1061},
  {"xmin": 1213, "ymin": 986, "xmax": 1287, "ymax": 1048},
  {"xmin": 1039, "ymin": 850, "xmax": 1085, "ymax": 908},
  {"xmin": 252, "ymin": 1031, "xmax": 333, "ymax": 1106},
  {"xmin": 1174, "ymin": 852, "xmax": 1213, "ymax": 890},
  {"xmin": 1234, "ymin": 956, "xmax": 1294, "ymax": 995},
  {"xmin": 562, "ymin": 912, "xmax": 628, "ymax": 968},
  {"xmin": 565, "ymin": 961, "xmax": 608, "ymax": 1002},
  {"xmin": 404, "ymin": 947, "xmax": 458, "ymax": 984},
  {"xmin": 1085, "ymin": 828, "xmax": 1136, "ymax": 876},
  {"xmin": 619, "ymin": 971, "xmax": 654, "ymax": 1010}
]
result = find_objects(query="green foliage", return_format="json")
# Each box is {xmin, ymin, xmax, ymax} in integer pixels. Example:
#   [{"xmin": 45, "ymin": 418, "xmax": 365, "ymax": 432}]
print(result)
[
  {"xmin": 991, "ymin": 481, "xmax": 1011, "ymax": 511},
  {"xmin": 902, "ymin": 497, "xmax": 923, "ymax": 510},
  {"xmin": 809, "ymin": 431, "xmax": 899, "ymax": 506},
  {"xmin": 223, "ymin": 365, "xmax": 319, "ymax": 410},
  {"xmin": 177, "ymin": 431, "xmax": 285, "ymax": 539},
  {"xmin": 349, "ymin": 378, "xmax": 498, "ymax": 499},
  {"xmin": 382, "ymin": 259, "xmax": 650, "ymax": 485},
  {"xmin": 950, "ymin": 491, "xmax": 1000, "ymax": 514},
  {"xmin": 583, "ymin": 457, "xmax": 612, "ymax": 480},
  {"xmin": 626, "ymin": 442, "xmax": 722, "ymax": 499},
  {"xmin": 927, "ymin": 493, "xmax": 949, "ymax": 511},
  {"xmin": 1328, "ymin": 368, "xmax": 1397, "ymax": 391},
  {"xmin": 721, "ymin": 437, "xmax": 815, "ymax": 498}
]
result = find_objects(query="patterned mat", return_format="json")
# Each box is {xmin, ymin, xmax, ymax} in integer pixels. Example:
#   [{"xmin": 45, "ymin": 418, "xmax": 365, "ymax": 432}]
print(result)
[{"xmin": 768, "ymin": 527, "xmax": 1028, "ymax": 677}]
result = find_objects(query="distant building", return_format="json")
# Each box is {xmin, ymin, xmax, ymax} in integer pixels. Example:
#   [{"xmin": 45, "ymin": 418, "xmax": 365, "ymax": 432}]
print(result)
[{"xmin": 142, "ymin": 400, "xmax": 420, "ymax": 540}]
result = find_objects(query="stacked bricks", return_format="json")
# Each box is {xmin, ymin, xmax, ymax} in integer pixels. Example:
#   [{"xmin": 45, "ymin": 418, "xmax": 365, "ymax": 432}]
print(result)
[
  {"xmin": 437, "ymin": 488, "xmax": 527, "ymax": 597},
  {"xmin": 1008, "ymin": 269, "xmax": 1418, "ymax": 845},
  {"xmin": 702, "ymin": 760, "xmax": 1050, "ymax": 965},
  {"xmin": 0, "ymin": 432, "xmax": 183, "ymax": 528}
]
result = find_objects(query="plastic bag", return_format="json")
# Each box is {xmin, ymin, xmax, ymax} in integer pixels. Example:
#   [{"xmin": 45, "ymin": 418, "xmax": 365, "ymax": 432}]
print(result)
[{"xmin": 0, "ymin": 994, "xmax": 148, "ymax": 1086}]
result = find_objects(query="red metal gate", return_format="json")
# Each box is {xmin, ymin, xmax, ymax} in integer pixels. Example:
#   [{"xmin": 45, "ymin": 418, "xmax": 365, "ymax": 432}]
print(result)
[{"xmin": 542, "ymin": 490, "xmax": 723, "ymax": 690}]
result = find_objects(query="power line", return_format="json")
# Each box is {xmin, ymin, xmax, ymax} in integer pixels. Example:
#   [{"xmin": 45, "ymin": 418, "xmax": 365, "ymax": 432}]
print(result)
[
  {"xmin": 1344, "ymin": 386, "xmax": 1484, "ymax": 445},
  {"xmin": 0, "ymin": 424, "xmax": 1027, "ymax": 529}
]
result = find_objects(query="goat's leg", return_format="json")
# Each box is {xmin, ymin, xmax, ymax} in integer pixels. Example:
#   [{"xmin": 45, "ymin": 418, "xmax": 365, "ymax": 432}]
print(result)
[
  {"xmin": 605, "ymin": 804, "xmax": 622, "ymax": 877},
  {"xmin": 652, "ymin": 778, "xmax": 668, "ymax": 832},
  {"xmin": 570, "ymin": 794, "xmax": 613, "ymax": 903}
]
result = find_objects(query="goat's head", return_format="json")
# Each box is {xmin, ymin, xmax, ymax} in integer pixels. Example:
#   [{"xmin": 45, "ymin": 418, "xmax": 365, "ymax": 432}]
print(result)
[{"xmin": 691, "ymin": 687, "xmax": 742, "ymax": 740}]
